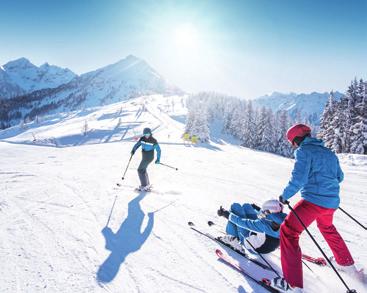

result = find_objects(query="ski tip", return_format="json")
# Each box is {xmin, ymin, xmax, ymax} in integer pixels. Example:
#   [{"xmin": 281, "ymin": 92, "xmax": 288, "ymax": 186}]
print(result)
[
  {"xmin": 261, "ymin": 278, "xmax": 271, "ymax": 286},
  {"xmin": 215, "ymin": 249, "xmax": 223, "ymax": 257},
  {"xmin": 208, "ymin": 221, "xmax": 214, "ymax": 226},
  {"xmin": 316, "ymin": 258, "xmax": 327, "ymax": 266},
  {"xmin": 188, "ymin": 221, "xmax": 194, "ymax": 226},
  {"xmin": 116, "ymin": 183, "xmax": 121, "ymax": 187},
  {"xmin": 121, "ymin": 177, "xmax": 125, "ymax": 180}
]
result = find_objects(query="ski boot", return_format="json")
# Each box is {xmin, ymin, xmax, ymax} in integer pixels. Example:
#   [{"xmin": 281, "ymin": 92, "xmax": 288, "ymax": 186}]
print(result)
[{"xmin": 270, "ymin": 277, "xmax": 303, "ymax": 292}]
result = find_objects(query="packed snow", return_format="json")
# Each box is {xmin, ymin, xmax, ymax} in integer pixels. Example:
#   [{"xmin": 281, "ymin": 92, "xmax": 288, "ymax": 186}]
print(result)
[{"xmin": 0, "ymin": 95, "xmax": 366, "ymax": 293}]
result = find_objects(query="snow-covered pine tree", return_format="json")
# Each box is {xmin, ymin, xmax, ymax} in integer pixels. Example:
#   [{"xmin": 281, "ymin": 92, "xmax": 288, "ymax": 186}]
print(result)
[
  {"xmin": 262, "ymin": 108, "xmax": 277, "ymax": 153},
  {"xmin": 275, "ymin": 110, "xmax": 292, "ymax": 157},
  {"xmin": 185, "ymin": 94, "xmax": 210, "ymax": 142},
  {"xmin": 228, "ymin": 99, "xmax": 246, "ymax": 139},
  {"xmin": 193, "ymin": 105, "xmax": 210, "ymax": 142},
  {"xmin": 319, "ymin": 91, "xmax": 336, "ymax": 148},
  {"xmin": 242, "ymin": 100, "xmax": 256, "ymax": 148},
  {"xmin": 350, "ymin": 79, "xmax": 367, "ymax": 154},
  {"xmin": 256, "ymin": 107, "xmax": 267, "ymax": 150}
]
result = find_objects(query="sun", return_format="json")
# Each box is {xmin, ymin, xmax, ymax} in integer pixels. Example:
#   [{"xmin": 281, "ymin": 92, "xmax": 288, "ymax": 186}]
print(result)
[{"xmin": 173, "ymin": 24, "xmax": 199, "ymax": 50}]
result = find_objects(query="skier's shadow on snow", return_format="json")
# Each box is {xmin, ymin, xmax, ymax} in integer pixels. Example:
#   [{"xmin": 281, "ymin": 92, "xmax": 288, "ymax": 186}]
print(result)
[{"xmin": 97, "ymin": 192, "xmax": 154, "ymax": 283}]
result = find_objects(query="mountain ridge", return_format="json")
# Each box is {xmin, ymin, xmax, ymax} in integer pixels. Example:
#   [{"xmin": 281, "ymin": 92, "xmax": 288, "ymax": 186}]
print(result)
[{"xmin": 0, "ymin": 55, "xmax": 183, "ymax": 128}]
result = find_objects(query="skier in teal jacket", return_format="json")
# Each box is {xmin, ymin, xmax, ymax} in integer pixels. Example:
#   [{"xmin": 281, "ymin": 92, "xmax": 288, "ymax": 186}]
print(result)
[{"xmin": 131, "ymin": 128, "xmax": 161, "ymax": 191}]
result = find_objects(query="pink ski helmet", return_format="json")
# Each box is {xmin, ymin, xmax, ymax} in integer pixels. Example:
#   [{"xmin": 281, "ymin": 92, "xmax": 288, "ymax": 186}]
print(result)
[{"xmin": 286, "ymin": 124, "xmax": 311, "ymax": 145}]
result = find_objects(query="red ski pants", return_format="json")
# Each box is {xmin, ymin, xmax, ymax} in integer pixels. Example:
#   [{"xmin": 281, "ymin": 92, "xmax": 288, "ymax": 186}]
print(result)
[{"xmin": 280, "ymin": 199, "xmax": 354, "ymax": 288}]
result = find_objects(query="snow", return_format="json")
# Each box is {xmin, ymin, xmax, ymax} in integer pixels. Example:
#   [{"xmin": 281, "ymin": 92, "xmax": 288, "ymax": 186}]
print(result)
[{"xmin": 0, "ymin": 95, "xmax": 366, "ymax": 292}]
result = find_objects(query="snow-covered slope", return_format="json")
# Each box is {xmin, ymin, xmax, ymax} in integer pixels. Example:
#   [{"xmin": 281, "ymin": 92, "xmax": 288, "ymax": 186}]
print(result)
[
  {"xmin": 0, "ymin": 58, "xmax": 76, "ymax": 99},
  {"xmin": 253, "ymin": 91, "xmax": 344, "ymax": 124},
  {"xmin": 0, "ymin": 95, "xmax": 366, "ymax": 293}
]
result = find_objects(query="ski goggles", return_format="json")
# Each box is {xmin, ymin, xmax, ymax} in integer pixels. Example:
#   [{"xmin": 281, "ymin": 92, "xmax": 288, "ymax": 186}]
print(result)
[{"xmin": 258, "ymin": 209, "xmax": 271, "ymax": 219}]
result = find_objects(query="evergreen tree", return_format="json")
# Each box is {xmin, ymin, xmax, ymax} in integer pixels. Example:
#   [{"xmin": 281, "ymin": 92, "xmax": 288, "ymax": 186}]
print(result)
[
  {"xmin": 242, "ymin": 100, "xmax": 256, "ymax": 148},
  {"xmin": 259, "ymin": 108, "xmax": 276, "ymax": 153},
  {"xmin": 276, "ymin": 110, "xmax": 292, "ymax": 157},
  {"xmin": 350, "ymin": 79, "xmax": 367, "ymax": 154},
  {"xmin": 319, "ymin": 91, "xmax": 336, "ymax": 148}
]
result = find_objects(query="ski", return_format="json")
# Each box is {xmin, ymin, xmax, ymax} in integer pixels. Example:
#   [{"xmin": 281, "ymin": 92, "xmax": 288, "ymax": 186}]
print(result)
[
  {"xmin": 302, "ymin": 254, "xmax": 327, "ymax": 266},
  {"xmin": 206, "ymin": 220, "xmax": 327, "ymax": 267},
  {"xmin": 216, "ymin": 249, "xmax": 279, "ymax": 293},
  {"xmin": 188, "ymin": 222, "xmax": 273, "ymax": 271}
]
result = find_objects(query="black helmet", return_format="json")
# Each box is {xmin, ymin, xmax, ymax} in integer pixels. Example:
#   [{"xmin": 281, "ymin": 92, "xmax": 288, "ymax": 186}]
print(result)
[{"xmin": 143, "ymin": 128, "xmax": 152, "ymax": 135}]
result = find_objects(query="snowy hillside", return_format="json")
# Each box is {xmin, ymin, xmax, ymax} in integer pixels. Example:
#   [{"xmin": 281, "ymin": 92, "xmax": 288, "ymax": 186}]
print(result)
[
  {"xmin": 0, "ymin": 58, "xmax": 76, "ymax": 99},
  {"xmin": 253, "ymin": 91, "xmax": 344, "ymax": 124},
  {"xmin": 0, "ymin": 95, "xmax": 366, "ymax": 293},
  {"xmin": 0, "ymin": 56, "xmax": 182, "ymax": 129}
]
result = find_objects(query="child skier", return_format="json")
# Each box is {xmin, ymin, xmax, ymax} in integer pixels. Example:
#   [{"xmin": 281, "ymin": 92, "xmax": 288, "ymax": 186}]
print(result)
[
  {"xmin": 272, "ymin": 124, "xmax": 359, "ymax": 292},
  {"xmin": 217, "ymin": 199, "xmax": 287, "ymax": 254},
  {"xmin": 131, "ymin": 128, "xmax": 161, "ymax": 191}
]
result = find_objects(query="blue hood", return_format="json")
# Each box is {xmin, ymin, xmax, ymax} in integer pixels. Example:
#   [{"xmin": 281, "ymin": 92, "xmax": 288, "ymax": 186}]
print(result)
[{"xmin": 301, "ymin": 137, "xmax": 324, "ymax": 147}]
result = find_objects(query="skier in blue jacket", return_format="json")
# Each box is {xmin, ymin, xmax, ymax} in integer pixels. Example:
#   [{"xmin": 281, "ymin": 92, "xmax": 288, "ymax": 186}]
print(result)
[
  {"xmin": 131, "ymin": 128, "xmax": 161, "ymax": 191},
  {"xmin": 217, "ymin": 199, "xmax": 287, "ymax": 254},
  {"xmin": 271, "ymin": 124, "xmax": 358, "ymax": 292}
]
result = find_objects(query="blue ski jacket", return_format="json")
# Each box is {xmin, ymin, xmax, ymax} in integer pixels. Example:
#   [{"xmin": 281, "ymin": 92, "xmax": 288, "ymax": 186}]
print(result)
[
  {"xmin": 229, "ymin": 210, "xmax": 287, "ymax": 239},
  {"xmin": 282, "ymin": 137, "xmax": 344, "ymax": 209},
  {"xmin": 132, "ymin": 136, "xmax": 161, "ymax": 161}
]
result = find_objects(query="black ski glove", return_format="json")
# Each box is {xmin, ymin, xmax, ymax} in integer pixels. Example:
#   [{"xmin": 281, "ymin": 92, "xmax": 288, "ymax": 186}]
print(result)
[
  {"xmin": 217, "ymin": 206, "xmax": 230, "ymax": 219},
  {"xmin": 251, "ymin": 203, "xmax": 261, "ymax": 211},
  {"xmin": 279, "ymin": 195, "xmax": 289, "ymax": 205}
]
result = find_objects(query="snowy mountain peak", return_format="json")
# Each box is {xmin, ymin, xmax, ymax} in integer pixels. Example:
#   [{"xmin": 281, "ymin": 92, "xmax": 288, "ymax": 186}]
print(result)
[
  {"xmin": 0, "ymin": 57, "xmax": 77, "ymax": 99},
  {"xmin": 125, "ymin": 54, "xmax": 140, "ymax": 62},
  {"xmin": 3, "ymin": 57, "xmax": 36, "ymax": 70},
  {"xmin": 40, "ymin": 62, "xmax": 50, "ymax": 69}
]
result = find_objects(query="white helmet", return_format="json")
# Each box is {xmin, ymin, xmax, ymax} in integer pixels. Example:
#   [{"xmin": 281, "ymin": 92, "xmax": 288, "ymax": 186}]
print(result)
[{"xmin": 261, "ymin": 199, "xmax": 283, "ymax": 213}]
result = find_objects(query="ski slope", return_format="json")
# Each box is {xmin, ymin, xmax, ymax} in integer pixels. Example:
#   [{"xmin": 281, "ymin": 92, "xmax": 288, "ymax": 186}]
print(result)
[{"xmin": 0, "ymin": 95, "xmax": 366, "ymax": 293}]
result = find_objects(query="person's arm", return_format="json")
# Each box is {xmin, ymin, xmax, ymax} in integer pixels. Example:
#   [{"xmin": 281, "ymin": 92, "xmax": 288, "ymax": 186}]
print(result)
[
  {"xmin": 131, "ymin": 138, "xmax": 142, "ymax": 154},
  {"xmin": 228, "ymin": 213, "xmax": 269, "ymax": 234},
  {"xmin": 282, "ymin": 148, "xmax": 311, "ymax": 201},
  {"xmin": 154, "ymin": 143, "xmax": 161, "ymax": 162},
  {"xmin": 336, "ymin": 157, "xmax": 344, "ymax": 183}
]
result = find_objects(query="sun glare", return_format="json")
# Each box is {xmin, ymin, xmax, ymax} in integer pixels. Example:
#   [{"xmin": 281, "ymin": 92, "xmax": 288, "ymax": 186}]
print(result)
[{"xmin": 173, "ymin": 24, "xmax": 199, "ymax": 50}]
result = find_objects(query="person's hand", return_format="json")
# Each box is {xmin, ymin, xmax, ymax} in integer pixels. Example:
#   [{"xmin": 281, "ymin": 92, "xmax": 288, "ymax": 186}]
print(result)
[
  {"xmin": 155, "ymin": 159, "xmax": 160, "ymax": 164},
  {"xmin": 279, "ymin": 195, "xmax": 289, "ymax": 205},
  {"xmin": 251, "ymin": 203, "xmax": 261, "ymax": 211},
  {"xmin": 217, "ymin": 206, "xmax": 230, "ymax": 219}
]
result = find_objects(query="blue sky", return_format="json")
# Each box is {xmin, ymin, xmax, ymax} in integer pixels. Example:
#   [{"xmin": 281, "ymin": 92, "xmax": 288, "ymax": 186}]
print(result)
[{"xmin": 0, "ymin": 0, "xmax": 366, "ymax": 98}]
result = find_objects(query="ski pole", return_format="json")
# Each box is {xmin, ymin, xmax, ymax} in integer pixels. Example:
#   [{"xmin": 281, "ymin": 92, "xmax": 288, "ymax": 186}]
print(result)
[
  {"xmin": 159, "ymin": 162, "xmax": 178, "ymax": 171},
  {"xmin": 208, "ymin": 221, "xmax": 314, "ymax": 275},
  {"xmin": 121, "ymin": 154, "xmax": 133, "ymax": 180},
  {"xmin": 339, "ymin": 206, "xmax": 366, "ymax": 230},
  {"xmin": 286, "ymin": 202, "xmax": 356, "ymax": 293},
  {"xmin": 105, "ymin": 195, "xmax": 118, "ymax": 227},
  {"xmin": 243, "ymin": 238, "xmax": 281, "ymax": 278}
]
